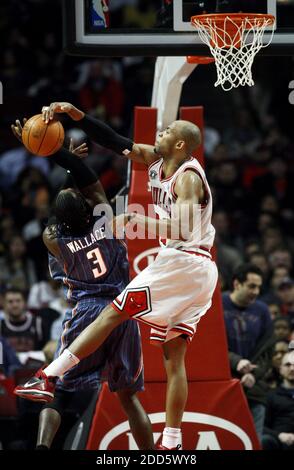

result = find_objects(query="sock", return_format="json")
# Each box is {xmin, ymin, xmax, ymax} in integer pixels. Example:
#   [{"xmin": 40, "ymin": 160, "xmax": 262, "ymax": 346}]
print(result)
[
  {"xmin": 43, "ymin": 349, "xmax": 80, "ymax": 378},
  {"xmin": 162, "ymin": 427, "xmax": 181, "ymax": 449}
]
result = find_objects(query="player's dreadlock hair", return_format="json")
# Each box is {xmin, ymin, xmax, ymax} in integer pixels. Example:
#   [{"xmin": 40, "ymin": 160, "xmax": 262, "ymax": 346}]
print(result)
[{"xmin": 53, "ymin": 189, "xmax": 93, "ymax": 236}]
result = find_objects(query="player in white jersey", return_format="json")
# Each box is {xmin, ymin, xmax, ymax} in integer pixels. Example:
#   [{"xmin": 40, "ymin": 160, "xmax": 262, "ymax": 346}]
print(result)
[{"xmin": 15, "ymin": 103, "xmax": 218, "ymax": 450}]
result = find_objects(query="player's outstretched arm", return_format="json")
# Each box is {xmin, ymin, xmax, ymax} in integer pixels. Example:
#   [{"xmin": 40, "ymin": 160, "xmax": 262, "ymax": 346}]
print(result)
[
  {"xmin": 11, "ymin": 118, "xmax": 108, "ymax": 208},
  {"xmin": 42, "ymin": 102, "xmax": 158, "ymax": 166}
]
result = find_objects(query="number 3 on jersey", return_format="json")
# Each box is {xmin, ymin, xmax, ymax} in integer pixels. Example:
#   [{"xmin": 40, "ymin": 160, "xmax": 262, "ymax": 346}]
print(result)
[{"xmin": 87, "ymin": 248, "xmax": 107, "ymax": 278}]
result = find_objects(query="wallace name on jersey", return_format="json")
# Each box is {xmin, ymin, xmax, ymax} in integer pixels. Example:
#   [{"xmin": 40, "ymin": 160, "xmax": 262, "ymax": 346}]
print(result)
[{"xmin": 66, "ymin": 227, "xmax": 106, "ymax": 254}]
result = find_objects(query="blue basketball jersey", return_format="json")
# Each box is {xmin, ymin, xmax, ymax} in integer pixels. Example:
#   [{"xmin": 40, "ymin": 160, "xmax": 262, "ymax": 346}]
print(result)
[{"xmin": 48, "ymin": 223, "xmax": 129, "ymax": 303}]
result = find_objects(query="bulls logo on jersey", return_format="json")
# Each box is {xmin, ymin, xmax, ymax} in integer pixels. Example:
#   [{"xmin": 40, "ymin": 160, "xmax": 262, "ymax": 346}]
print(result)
[{"xmin": 149, "ymin": 170, "xmax": 157, "ymax": 180}]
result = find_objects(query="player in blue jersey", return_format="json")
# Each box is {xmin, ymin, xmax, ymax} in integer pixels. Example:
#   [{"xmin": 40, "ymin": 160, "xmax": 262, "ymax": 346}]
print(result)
[{"xmin": 11, "ymin": 119, "xmax": 154, "ymax": 450}]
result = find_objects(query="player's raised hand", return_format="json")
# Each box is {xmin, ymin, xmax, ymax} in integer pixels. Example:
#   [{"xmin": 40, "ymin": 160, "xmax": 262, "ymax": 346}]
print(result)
[
  {"xmin": 42, "ymin": 102, "xmax": 84, "ymax": 123},
  {"xmin": 69, "ymin": 138, "xmax": 88, "ymax": 158},
  {"xmin": 11, "ymin": 118, "xmax": 27, "ymax": 143}
]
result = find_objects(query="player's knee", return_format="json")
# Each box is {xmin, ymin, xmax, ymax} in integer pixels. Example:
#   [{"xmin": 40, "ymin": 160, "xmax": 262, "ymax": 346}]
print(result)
[
  {"xmin": 117, "ymin": 389, "xmax": 137, "ymax": 410},
  {"xmin": 164, "ymin": 356, "xmax": 185, "ymax": 375}
]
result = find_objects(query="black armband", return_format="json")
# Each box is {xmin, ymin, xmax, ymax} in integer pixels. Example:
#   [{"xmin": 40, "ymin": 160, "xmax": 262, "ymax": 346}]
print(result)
[
  {"xmin": 51, "ymin": 147, "xmax": 97, "ymax": 189},
  {"xmin": 75, "ymin": 114, "xmax": 134, "ymax": 155}
]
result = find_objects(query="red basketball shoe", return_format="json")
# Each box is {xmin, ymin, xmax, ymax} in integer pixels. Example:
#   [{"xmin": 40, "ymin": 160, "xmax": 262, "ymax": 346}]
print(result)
[
  {"xmin": 157, "ymin": 443, "xmax": 182, "ymax": 450},
  {"xmin": 14, "ymin": 368, "xmax": 56, "ymax": 403}
]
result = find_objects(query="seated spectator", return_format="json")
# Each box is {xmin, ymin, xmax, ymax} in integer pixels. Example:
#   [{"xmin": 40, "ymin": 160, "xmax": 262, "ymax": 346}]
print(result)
[
  {"xmin": 22, "ymin": 204, "xmax": 50, "ymax": 278},
  {"xmin": 268, "ymin": 303, "xmax": 281, "ymax": 321},
  {"xmin": 244, "ymin": 239, "xmax": 262, "ymax": 258},
  {"xmin": 224, "ymin": 108, "xmax": 262, "ymax": 159},
  {"xmin": 9, "ymin": 167, "xmax": 51, "ymax": 229},
  {"xmin": 273, "ymin": 317, "xmax": 292, "ymax": 342},
  {"xmin": 262, "ymin": 227, "xmax": 286, "ymax": 256},
  {"xmin": 268, "ymin": 247, "xmax": 293, "ymax": 272},
  {"xmin": 0, "ymin": 335, "xmax": 21, "ymax": 376},
  {"xmin": 271, "ymin": 267, "xmax": 291, "ymax": 291},
  {"xmin": 261, "ymin": 267, "xmax": 291, "ymax": 305},
  {"xmin": 264, "ymin": 340, "xmax": 289, "ymax": 389},
  {"xmin": 0, "ymin": 146, "xmax": 49, "ymax": 193},
  {"xmin": 248, "ymin": 251, "xmax": 270, "ymax": 296},
  {"xmin": 260, "ymin": 194, "xmax": 280, "ymax": 213},
  {"xmin": 212, "ymin": 161, "xmax": 244, "ymax": 214},
  {"xmin": 223, "ymin": 264, "xmax": 273, "ymax": 440},
  {"xmin": 0, "ymin": 234, "xmax": 37, "ymax": 292},
  {"xmin": 0, "ymin": 215, "xmax": 16, "ymax": 255},
  {"xmin": 251, "ymin": 156, "xmax": 294, "ymax": 210},
  {"xmin": 262, "ymin": 352, "xmax": 294, "ymax": 450},
  {"xmin": 276, "ymin": 278, "xmax": 294, "ymax": 330},
  {"xmin": 27, "ymin": 277, "xmax": 63, "ymax": 311},
  {"xmin": 0, "ymin": 288, "xmax": 48, "ymax": 354},
  {"xmin": 214, "ymin": 233, "xmax": 243, "ymax": 290}
]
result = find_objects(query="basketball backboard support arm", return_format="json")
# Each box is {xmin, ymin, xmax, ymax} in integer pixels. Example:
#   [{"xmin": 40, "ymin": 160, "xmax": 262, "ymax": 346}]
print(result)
[{"xmin": 151, "ymin": 57, "xmax": 197, "ymax": 132}]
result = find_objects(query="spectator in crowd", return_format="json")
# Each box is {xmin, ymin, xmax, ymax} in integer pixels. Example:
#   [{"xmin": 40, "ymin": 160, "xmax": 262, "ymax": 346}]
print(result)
[
  {"xmin": 273, "ymin": 317, "xmax": 292, "ymax": 342},
  {"xmin": 248, "ymin": 251, "xmax": 270, "ymax": 296},
  {"xmin": 262, "ymin": 352, "xmax": 294, "ymax": 450},
  {"xmin": 252, "ymin": 156, "xmax": 294, "ymax": 210},
  {"xmin": 224, "ymin": 108, "xmax": 262, "ymax": 159},
  {"xmin": 27, "ymin": 276, "xmax": 63, "ymax": 312},
  {"xmin": 0, "ymin": 335, "xmax": 21, "ymax": 376},
  {"xmin": 0, "ymin": 234, "xmax": 37, "ymax": 292},
  {"xmin": 268, "ymin": 303, "xmax": 281, "ymax": 321},
  {"xmin": 243, "ymin": 239, "xmax": 262, "ymax": 259},
  {"xmin": 0, "ymin": 288, "xmax": 47, "ymax": 353},
  {"xmin": 0, "ymin": 216, "xmax": 16, "ymax": 254},
  {"xmin": 268, "ymin": 247, "xmax": 293, "ymax": 272},
  {"xmin": 262, "ymin": 227, "xmax": 286, "ymax": 256},
  {"xmin": 22, "ymin": 204, "xmax": 51, "ymax": 279},
  {"xmin": 275, "ymin": 278, "xmax": 294, "ymax": 330},
  {"xmin": 212, "ymin": 161, "xmax": 244, "ymax": 214},
  {"xmin": 223, "ymin": 264, "xmax": 273, "ymax": 440},
  {"xmin": 78, "ymin": 60, "xmax": 125, "ymax": 129},
  {"xmin": 264, "ymin": 339, "xmax": 289, "ymax": 389},
  {"xmin": 271, "ymin": 267, "xmax": 291, "ymax": 291},
  {"xmin": 0, "ymin": 146, "xmax": 50, "ymax": 193},
  {"xmin": 9, "ymin": 167, "xmax": 51, "ymax": 229}
]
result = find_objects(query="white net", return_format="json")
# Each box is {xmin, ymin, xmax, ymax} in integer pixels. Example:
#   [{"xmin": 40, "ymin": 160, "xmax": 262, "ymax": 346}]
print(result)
[{"xmin": 192, "ymin": 15, "xmax": 275, "ymax": 92}]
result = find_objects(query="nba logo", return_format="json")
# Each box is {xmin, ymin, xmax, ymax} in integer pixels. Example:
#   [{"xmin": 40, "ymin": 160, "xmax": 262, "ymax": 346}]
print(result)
[{"xmin": 90, "ymin": 0, "xmax": 109, "ymax": 29}]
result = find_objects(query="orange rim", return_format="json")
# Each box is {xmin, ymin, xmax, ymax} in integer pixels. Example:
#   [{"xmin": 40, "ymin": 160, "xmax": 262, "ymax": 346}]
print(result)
[
  {"xmin": 186, "ymin": 56, "xmax": 215, "ymax": 65},
  {"xmin": 191, "ymin": 13, "xmax": 275, "ymax": 28},
  {"xmin": 191, "ymin": 13, "xmax": 275, "ymax": 49}
]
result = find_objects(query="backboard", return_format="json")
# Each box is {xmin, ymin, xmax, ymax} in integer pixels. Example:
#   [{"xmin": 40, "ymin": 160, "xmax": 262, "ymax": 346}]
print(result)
[{"xmin": 63, "ymin": 0, "xmax": 294, "ymax": 56}]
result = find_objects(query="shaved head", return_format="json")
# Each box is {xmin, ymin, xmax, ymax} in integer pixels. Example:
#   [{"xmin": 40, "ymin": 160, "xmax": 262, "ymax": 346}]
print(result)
[
  {"xmin": 173, "ymin": 120, "xmax": 202, "ymax": 154},
  {"xmin": 155, "ymin": 119, "xmax": 202, "ymax": 159}
]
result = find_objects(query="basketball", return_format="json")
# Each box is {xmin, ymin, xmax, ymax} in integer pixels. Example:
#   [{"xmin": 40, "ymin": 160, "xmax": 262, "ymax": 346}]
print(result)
[{"xmin": 22, "ymin": 114, "xmax": 65, "ymax": 157}]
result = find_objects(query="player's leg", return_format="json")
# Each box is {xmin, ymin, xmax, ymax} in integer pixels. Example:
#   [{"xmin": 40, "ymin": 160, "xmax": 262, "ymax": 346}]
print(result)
[
  {"xmin": 14, "ymin": 305, "xmax": 129, "ymax": 401},
  {"xmin": 36, "ymin": 408, "xmax": 61, "ymax": 449},
  {"xmin": 65, "ymin": 303, "xmax": 128, "ymax": 360},
  {"xmin": 36, "ymin": 389, "xmax": 71, "ymax": 449},
  {"xmin": 161, "ymin": 336, "xmax": 188, "ymax": 449},
  {"xmin": 117, "ymin": 389, "xmax": 154, "ymax": 450}
]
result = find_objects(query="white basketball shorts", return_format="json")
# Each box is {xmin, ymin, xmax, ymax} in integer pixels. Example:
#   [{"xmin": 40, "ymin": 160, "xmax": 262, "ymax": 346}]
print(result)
[{"xmin": 111, "ymin": 248, "xmax": 218, "ymax": 345}]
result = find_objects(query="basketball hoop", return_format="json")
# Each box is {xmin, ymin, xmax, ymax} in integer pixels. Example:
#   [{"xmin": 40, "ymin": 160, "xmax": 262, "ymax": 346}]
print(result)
[{"xmin": 191, "ymin": 13, "xmax": 275, "ymax": 91}]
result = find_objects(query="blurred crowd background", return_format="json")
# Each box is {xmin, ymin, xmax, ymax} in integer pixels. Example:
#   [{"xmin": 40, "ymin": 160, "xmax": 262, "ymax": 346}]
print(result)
[{"xmin": 0, "ymin": 0, "xmax": 294, "ymax": 450}]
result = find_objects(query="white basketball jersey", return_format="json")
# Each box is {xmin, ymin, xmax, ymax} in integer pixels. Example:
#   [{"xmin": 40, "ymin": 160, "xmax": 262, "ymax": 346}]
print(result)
[{"xmin": 148, "ymin": 156, "xmax": 215, "ymax": 253}]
